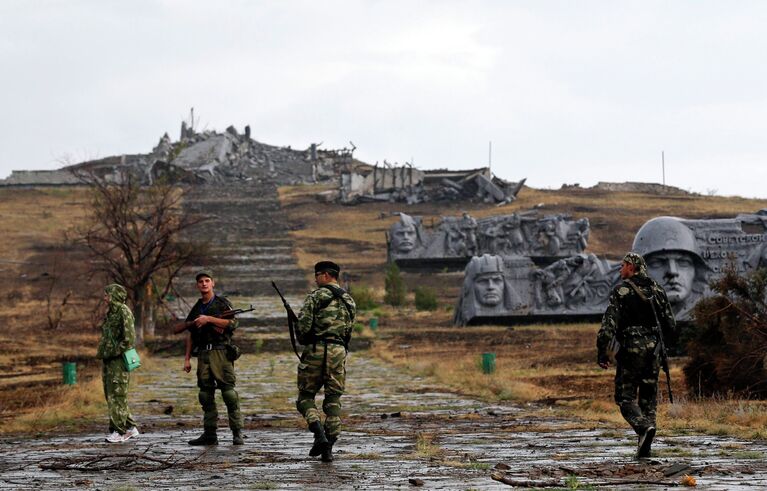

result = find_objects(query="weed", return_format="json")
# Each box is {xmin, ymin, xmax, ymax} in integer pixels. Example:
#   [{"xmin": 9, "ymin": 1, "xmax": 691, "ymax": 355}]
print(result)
[
  {"xmin": 414, "ymin": 286, "xmax": 438, "ymax": 311},
  {"xmin": 414, "ymin": 432, "xmax": 442, "ymax": 458},
  {"xmin": 254, "ymin": 338, "xmax": 264, "ymax": 354},
  {"xmin": 564, "ymin": 474, "xmax": 595, "ymax": 490},
  {"xmin": 384, "ymin": 263, "xmax": 406, "ymax": 306},
  {"xmin": 350, "ymin": 284, "xmax": 378, "ymax": 310}
]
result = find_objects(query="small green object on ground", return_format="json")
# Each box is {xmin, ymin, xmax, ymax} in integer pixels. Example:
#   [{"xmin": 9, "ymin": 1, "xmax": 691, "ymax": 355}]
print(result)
[
  {"xmin": 62, "ymin": 362, "xmax": 77, "ymax": 385},
  {"xmin": 481, "ymin": 353, "xmax": 496, "ymax": 374}
]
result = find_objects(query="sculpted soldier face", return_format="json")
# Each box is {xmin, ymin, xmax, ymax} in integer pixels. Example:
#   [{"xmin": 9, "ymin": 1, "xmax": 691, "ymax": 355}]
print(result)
[
  {"xmin": 392, "ymin": 224, "xmax": 417, "ymax": 253},
  {"xmin": 646, "ymin": 251, "xmax": 696, "ymax": 304},
  {"xmin": 474, "ymin": 272, "xmax": 505, "ymax": 306}
]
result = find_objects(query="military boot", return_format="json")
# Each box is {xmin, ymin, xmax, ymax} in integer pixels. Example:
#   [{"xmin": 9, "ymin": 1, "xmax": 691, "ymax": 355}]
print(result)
[
  {"xmin": 322, "ymin": 436, "xmax": 337, "ymax": 462},
  {"xmin": 308, "ymin": 421, "xmax": 329, "ymax": 457},
  {"xmin": 188, "ymin": 431, "xmax": 218, "ymax": 446},
  {"xmin": 637, "ymin": 426, "xmax": 655, "ymax": 458},
  {"xmin": 232, "ymin": 430, "xmax": 244, "ymax": 445}
]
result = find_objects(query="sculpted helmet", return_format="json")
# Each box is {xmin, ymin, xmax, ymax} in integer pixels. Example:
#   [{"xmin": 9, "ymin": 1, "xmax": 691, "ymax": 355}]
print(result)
[
  {"xmin": 631, "ymin": 216, "xmax": 705, "ymax": 265},
  {"xmin": 466, "ymin": 254, "xmax": 504, "ymax": 278}
]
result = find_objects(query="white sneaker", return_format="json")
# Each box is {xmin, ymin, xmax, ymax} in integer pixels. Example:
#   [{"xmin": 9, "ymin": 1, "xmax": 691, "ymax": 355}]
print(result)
[
  {"xmin": 106, "ymin": 431, "xmax": 125, "ymax": 443},
  {"xmin": 124, "ymin": 427, "xmax": 139, "ymax": 441}
]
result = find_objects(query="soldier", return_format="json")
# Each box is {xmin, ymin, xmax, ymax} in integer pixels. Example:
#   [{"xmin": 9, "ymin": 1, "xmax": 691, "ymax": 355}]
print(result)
[
  {"xmin": 597, "ymin": 253, "xmax": 677, "ymax": 458},
  {"xmin": 296, "ymin": 261, "xmax": 356, "ymax": 462},
  {"xmin": 97, "ymin": 283, "xmax": 139, "ymax": 443},
  {"xmin": 174, "ymin": 270, "xmax": 243, "ymax": 446}
]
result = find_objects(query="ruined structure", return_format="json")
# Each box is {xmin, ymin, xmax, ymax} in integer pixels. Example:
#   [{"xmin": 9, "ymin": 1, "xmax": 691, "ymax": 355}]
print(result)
[
  {"xmin": 388, "ymin": 212, "xmax": 591, "ymax": 270},
  {"xmin": 339, "ymin": 165, "xmax": 525, "ymax": 205},
  {"xmin": 454, "ymin": 211, "xmax": 767, "ymax": 326},
  {"xmin": 0, "ymin": 123, "xmax": 363, "ymax": 187}
]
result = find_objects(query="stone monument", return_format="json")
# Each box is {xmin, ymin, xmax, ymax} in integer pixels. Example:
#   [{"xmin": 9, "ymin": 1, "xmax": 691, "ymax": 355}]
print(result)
[{"xmin": 388, "ymin": 212, "xmax": 592, "ymax": 270}]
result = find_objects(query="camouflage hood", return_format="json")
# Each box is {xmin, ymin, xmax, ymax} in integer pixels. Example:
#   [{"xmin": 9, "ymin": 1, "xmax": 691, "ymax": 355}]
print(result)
[
  {"xmin": 105, "ymin": 283, "xmax": 128, "ymax": 308},
  {"xmin": 623, "ymin": 252, "xmax": 648, "ymax": 277}
]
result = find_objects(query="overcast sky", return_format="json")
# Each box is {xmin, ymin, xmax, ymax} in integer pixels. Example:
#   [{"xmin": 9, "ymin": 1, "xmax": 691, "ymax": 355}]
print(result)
[{"xmin": 2, "ymin": 1, "xmax": 766, "ymax": 198}]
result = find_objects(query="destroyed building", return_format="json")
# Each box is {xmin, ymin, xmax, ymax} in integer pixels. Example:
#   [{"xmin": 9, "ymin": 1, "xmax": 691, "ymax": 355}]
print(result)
[
  {"xmin": 337, "ymin": 164, "xmax": 525, "ymax": 205},
  {"xmin": 0, "ymin": 122, "xmax": 366, "ymax": 187}
]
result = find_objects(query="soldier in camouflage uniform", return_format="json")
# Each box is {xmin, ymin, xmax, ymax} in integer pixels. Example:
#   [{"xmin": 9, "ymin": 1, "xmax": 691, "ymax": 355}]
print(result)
[
  {"xmin": 296, "ymin": 261, "xmax": 356, "ymax": 462},
  {"xmin": 175, "ymin": 270, "xmax": 243, "ymax": 446},
  {"xmin": 97, "ymin": 283, "xmax": 139, "ymax": 443},
  {"xmin": 597, "ymin": 252, "xmax": 676, "ymax": 458}
]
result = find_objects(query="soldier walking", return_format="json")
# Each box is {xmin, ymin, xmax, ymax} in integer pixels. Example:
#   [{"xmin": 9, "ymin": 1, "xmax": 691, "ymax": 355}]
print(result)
[
  {"xmin": 597, "ymin": 253, "xmax": 677, "ymax": 458},
  {"xmin": 175, "ymin": 270, "xmax": 244, "ymax": 445},
  {"xmin": 97, "ymin": 283, "xmax": 139, "ymax": 443},
  {"xmin": 296, "ymin": 261, "xmax": 356, "ymax": 462}
]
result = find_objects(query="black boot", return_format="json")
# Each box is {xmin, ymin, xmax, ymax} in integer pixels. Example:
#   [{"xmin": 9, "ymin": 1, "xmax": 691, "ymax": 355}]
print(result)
[
  {"xmin": 637, "ymin": 426, "xmax": 655, "ymax": 458},
  {"xmin": 232, "ymin": 430, "xmax": 244, "ymax": 445},
  {"xmin": 322, "ymin": 436, "xmax": 336, "ymax": 462},
  {"xmin": 188, "ymin": 431, "xmax": 218, "ymax": 446},
  {"xmin": 308, "ymin": 421, "xmax": 329, "ymax": 457}
]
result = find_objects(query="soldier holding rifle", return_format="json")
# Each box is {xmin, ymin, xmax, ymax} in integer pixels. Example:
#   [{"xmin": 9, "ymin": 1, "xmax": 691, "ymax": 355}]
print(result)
[
  {"xmin": 277, "ymin": 261, "xmax": 356, "ymax": 462},
  {"xmin": 173, "ymin": 270, "xmax": 244, "ymax": 446},
  {"xmin": 597, "ymin": 253, "xmax": 677, "ymax": 458}
]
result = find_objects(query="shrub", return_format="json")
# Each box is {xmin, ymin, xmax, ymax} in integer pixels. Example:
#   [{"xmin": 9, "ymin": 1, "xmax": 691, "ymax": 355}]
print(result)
[
  {"xmin": 414, "ymin": 286, "xmax": 438, "ymax": 311},
  {"xmin": 384, "ymin": 262, "xmax": 406, "ymax": 306},
  {"xmin": 349, "ymin": 284, "xmax": 377, "ymax": 311},
  {"xmin": 684, "ymin": 267, "xmax": 767, "ymax": 399}
]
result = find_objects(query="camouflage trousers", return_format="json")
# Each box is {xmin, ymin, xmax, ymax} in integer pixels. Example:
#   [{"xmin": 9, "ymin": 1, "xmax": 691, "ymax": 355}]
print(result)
[
  {"xmin": 102, "ymin": 357, "xmax": 136, "ymax": 434},
  {"xmin": 296, "ymin": 343, "xmax": 346, "ymax": 438},
  {"xmin": 196, "ymin": 349, "xmax": 243, "ymax": 433},
  {"xmin": 615, "ymin": 339, "xmax": 660, "ymax": 435}
]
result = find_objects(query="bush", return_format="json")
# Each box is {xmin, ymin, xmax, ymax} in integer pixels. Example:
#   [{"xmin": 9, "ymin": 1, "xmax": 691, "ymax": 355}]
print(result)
[
  {"xmin": 349, "ymin": 284, "xmax": 377, "ymax": 311},
  {"xmin": 384, "ymin": 262, "xmax": 406, "ymax": 306},
  {"xmin": 684, "ymin": 267, "xmax": 767, "ymax": 399},
  {"xmin": 414, "ymin": 286, "xmax": 438, "ymax": 311}
]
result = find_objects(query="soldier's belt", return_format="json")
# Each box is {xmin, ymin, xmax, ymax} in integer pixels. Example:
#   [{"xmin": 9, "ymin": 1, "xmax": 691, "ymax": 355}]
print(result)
[{"xmin": 200, "ymin": 344, "xmax": 228, "ymax": 351}]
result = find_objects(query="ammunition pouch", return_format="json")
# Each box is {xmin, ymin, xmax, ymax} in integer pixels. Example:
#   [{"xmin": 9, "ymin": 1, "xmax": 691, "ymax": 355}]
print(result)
[{"xmin": 225, "ymin": 343, "xmax": 242, "ymax": 362}]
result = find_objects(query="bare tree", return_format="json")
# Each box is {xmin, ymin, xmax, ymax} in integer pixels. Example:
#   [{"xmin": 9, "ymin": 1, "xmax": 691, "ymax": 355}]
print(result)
[{"xmin": 75, "ymin": 169, "xmax": 205, "ymax": 344}]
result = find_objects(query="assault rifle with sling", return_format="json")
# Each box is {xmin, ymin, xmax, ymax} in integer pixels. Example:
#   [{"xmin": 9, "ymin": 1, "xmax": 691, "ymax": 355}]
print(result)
[{"xmin": 271, "ymin": 281, "xmax": 302, "ymax": 359}]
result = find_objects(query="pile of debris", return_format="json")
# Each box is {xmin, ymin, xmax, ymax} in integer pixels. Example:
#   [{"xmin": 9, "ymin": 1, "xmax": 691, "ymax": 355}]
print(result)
[
  {"xmin": 334, "ymin": 163, "xmax": 525, "ymax": 205},
  {"xmin": 561, "ymin": 181, "xmax": 691, "ymax": 195},
  {"xmin": 0, "ymin": 122, "xmax": 364, "ymax": 187}
]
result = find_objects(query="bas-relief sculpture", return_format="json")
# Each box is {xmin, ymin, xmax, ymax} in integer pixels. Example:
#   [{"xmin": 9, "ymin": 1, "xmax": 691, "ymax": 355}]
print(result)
[
  {"xmin": 454, "ymin": 254, "xmax": 618, "ymax": 326},
  {"xmin": 388, "ymin": 212, "xmax": 591, "ymax": 264},
  {"xmin": 454, "ymin": 213, "xmax": 767, "ymax": 326},
  {"xmin": 633, "ymin": 214, "xmax": 767, "ymax": 320}
]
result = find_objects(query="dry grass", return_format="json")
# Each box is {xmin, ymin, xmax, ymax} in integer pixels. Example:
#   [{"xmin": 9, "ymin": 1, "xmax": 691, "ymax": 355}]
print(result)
[{"xmin": 3, "ymin": 375, "xmax": 105, "ymax": 434}]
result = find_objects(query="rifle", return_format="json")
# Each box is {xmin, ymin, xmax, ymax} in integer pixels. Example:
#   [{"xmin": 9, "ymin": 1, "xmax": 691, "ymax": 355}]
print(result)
[
  {"xmin": 649, "ymin": 299, "xmax": 674, "ymax": 404},
  {"xmin": 219, "ymin": 305, "xmax": 256, "ymax": 319},
  {"xmin": 271, "ymin": 281, "xmax": 301, "ymax": 360},
  {"xmin": 626, "ymin": 279, "xmax": 674, "ymax": 404}
]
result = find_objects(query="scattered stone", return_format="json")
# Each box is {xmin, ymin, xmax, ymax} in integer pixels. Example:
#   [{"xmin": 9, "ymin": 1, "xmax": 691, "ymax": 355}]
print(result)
[
  {"xmin": 408, "ymin": 478, "xmax": 425, "ymax": 486},
  {"xmin": 664, "ymin": 463, "xmax": 693, "ymax": 478},
  {"xmin": 494, "ymin": 463, "xmax": 511, "ymax": 470},
  {"xmin": 163, "ymin": 405, "xmax": 174, "ymax": 415}
]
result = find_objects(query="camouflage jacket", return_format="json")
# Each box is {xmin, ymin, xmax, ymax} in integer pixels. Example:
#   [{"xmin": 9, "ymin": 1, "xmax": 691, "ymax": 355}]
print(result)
[
  {"xmin": 298, "ymin": 283, "xmax": 356, "ymax": 344},
  {"xmin": 97, "ymin": 284, "xmax": 136, "ymax": 360},
  {"xmin": 185, "ymin": 295, "xmax": 238, "ymax": 349},
  {"xmin": 596, "ymin": 274, "xmax": 676, "ymax": 364}
]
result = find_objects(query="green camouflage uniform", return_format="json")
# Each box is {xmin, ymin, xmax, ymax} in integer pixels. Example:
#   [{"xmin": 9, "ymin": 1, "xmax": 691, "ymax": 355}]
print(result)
[
  {"xmin": 97, "ymin": 284, "xmax": 137, "ymax": 435},
  {"xmin": 296, "ymin": 283, "xmax": 356, "ymax": 438},
  {"xmin": 185, "ymin": 295, "xmax": 242, "ymax": 435},
  {"xmin": 597, "ymin": 253, "xmax": 676, "ymax": 435}
]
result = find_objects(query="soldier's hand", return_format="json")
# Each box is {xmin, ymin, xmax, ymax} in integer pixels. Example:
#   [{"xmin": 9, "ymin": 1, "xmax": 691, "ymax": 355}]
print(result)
[
  {"xmin": 193, "ymin": 315, "xmax": 207, "ymax": 328},
  {"xmin": 598, "ymin": 361, "xmax": 610, "ymax": 370},
  {"xmin": 184, "ymin": 359, "xmax": 192, "ymax": 373}
]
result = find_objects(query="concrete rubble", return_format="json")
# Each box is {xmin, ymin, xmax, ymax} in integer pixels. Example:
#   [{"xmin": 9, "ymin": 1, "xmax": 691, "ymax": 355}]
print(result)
[
  {"xmin": 338, "ymin": 163, "xmax": 525, "ymax": 205},
  {"xmin": 0, "ymin": 122, "xmax": 364, "ymax": 187}
]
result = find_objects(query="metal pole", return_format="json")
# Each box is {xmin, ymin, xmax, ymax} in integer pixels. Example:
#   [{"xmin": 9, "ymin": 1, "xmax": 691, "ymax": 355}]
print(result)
[
  {"xmin": 662, "ymin": 151, "xmax": 665, "ymax": 186},
  {"xmin": 488, "ymin": 141, "xmax": 492, "ymax": 170}
]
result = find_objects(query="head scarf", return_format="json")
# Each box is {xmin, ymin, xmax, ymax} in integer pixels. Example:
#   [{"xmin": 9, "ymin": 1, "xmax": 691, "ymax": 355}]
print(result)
[{"xmin": 622, "ymin": 252, "xmax": 648, "ymax": 277}]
